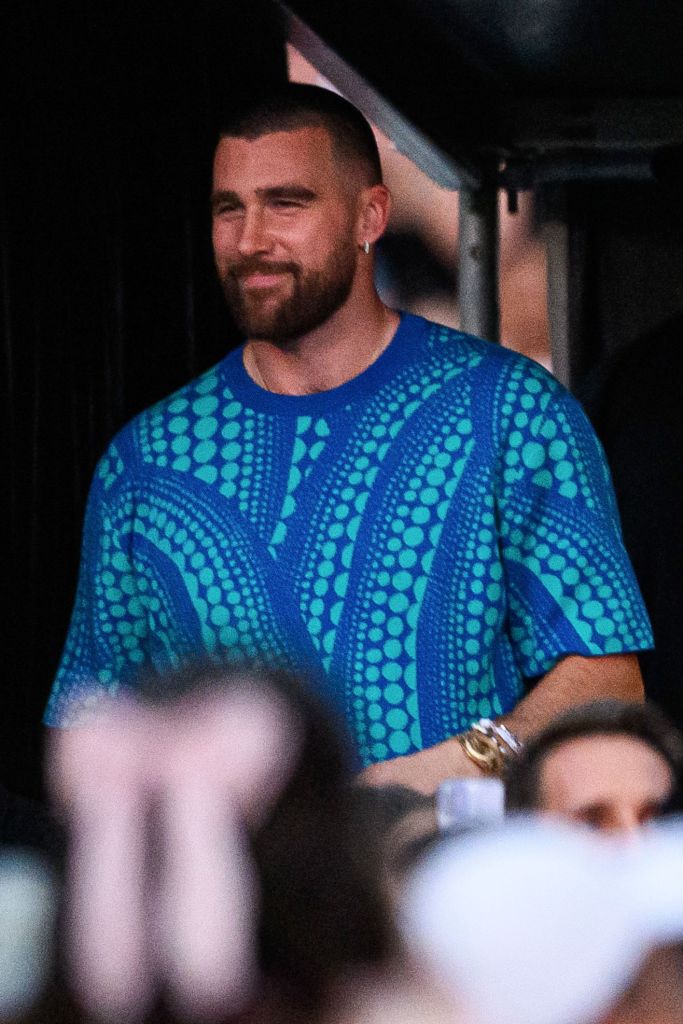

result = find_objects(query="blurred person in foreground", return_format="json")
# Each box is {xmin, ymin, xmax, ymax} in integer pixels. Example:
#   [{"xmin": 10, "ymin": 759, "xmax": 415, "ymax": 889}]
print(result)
[
  {"xmin": 45, "ymin": 82, "xmax": 651, "ymax": 793},
  {"xmin": 351, "ymin": 776, "xmax": 506, "ymax": 901},
  {"xmin": 401, "ymin": 818, "xmax": 683, "ymax": 1024},
  {"xmin": 505, "ymin": 699, "xmax": 683, "ymax": 833},
  {"xmin": 0, "ymin": 783, "xmax": 65, "ymax": 868},
  {"xmin": 46, "ymin": 664, "xmax": 459, "ymax": 1024},
  {"xmin": 351, "ymin": 785, "xmax": 439, "ymax": 899}
]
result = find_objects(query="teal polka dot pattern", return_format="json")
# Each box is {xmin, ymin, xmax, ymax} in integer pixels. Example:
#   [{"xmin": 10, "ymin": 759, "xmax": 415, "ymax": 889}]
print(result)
[{"xmin": 46, "ymin": 315, "xmax": 653, "ymax": 759}]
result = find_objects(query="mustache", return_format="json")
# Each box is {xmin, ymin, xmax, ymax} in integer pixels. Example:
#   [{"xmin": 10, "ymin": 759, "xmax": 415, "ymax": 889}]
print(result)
[{"xmin": 228, "ymin": 259, "xmax": 299, "ymax": 279}]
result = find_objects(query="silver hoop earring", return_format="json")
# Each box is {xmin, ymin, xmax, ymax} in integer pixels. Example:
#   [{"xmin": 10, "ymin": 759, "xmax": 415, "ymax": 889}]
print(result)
[{"xmin": 362, "ymin": 240, "xmax": 370, "ymax": 255}]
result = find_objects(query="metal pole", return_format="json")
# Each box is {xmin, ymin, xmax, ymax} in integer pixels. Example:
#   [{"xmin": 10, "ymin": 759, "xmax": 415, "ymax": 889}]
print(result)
[
  {"xmin": 458, "ymin": 185, "xmax": 500, "ymax": 343},
  {"xmin": 543, "ymin": 218, "xmax": 572, "ymax": 388}
]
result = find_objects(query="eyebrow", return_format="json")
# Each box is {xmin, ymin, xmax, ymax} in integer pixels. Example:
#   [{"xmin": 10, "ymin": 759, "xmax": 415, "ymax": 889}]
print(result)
[
  {"xmin": 260, "ymin": 185, "xmax": 318, "ymax": 201},
  {"xmin": 210, "ymin": 184, "xmax": 318, "ymax": 212}
]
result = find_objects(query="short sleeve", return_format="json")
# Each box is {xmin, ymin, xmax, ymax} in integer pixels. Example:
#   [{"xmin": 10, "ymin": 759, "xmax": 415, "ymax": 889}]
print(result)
[
  {"xmin": 494, "ymin": 360, "xmax": 653, "ymax": 679},
  {"xmin": 43, "ymin": 440, "xmax": 150, "ymax": 725}
]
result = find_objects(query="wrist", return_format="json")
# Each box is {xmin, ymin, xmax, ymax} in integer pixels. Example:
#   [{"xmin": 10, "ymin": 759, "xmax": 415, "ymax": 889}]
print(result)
[{"xmin": 457, "ymin": 718, "xmax": 522, "ymax": 777}]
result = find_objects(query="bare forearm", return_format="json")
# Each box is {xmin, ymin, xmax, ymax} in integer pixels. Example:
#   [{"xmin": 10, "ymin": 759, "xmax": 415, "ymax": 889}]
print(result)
[
  {"xmin": 500, "ymin": 652, "xmax": 644, "ymax": 742},
  {"xmin": 358, "ymin": 653, "xmax": 645, "ymax": 793}
]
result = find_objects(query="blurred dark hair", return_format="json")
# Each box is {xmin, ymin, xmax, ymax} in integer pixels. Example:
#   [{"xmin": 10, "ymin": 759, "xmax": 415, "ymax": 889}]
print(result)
[
  {"xmin": 137, "ymin": 660, "xmax": 396, "ymax": 1023},
  {"xmin": 506, "ymin": 699, "xmax": 683, "ymax": 813},
  {"xmin": 350, "ymin": 784, "xmax": 441, "ymax": 883},
  {"xmin": 219, "ymin": 82, "xmax": 383, "ymax": 186},
  {"xmin": 351, "ymin": 784, "xmax": 434, "ymax": 838}
]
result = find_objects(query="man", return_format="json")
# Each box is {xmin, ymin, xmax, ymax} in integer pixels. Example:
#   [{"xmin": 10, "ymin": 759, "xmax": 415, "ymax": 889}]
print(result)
[
  {"xmin": 505, "ymin": 699, "xmax": 682, "ymax": 831},
  {"xmin": 45, "ymin": 84, "xmax": 651, "ymax": 791}
]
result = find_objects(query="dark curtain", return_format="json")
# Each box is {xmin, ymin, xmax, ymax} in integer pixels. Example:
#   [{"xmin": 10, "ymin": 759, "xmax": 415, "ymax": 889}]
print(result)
[
  {"xmin": 569, "ymin": 181, "xmax": 683, "ymax": 730},
  {"xmin": 581, "ymin": 314, "xmax": 683, "ymax": 733},
  {"xmin": 1, "ymin": 0, "xmax": 287, "ymax": 795}
]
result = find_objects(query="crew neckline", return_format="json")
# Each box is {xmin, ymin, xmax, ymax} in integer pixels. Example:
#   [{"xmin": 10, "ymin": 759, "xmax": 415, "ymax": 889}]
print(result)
[{"xmin": 220, "ymin": 312, "xmax": 427, "ymax": 415}]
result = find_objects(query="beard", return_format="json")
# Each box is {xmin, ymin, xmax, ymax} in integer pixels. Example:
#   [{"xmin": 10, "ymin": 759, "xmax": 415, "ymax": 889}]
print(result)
[{"xmin": 219, "ymin": 243, "xmax": 357, "ymax": 344}]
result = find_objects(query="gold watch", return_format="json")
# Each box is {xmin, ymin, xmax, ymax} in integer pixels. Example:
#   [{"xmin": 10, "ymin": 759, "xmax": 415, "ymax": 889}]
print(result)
[{"xmin": 458, "ymin": 718, "xmax": 522, "ymax": 776}]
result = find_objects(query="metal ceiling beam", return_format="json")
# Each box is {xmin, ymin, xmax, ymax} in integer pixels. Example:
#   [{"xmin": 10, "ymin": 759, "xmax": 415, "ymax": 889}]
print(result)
[
  {"xmin": 281, "ymin": 4, "xmax": 500, "ymax": 344},
  {"xmin": 281, "ymin": 6, "xmax": 477, "ymax": 191}
]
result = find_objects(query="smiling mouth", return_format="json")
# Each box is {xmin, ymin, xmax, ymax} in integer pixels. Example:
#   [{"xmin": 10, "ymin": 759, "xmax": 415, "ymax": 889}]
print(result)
[{"xmin": 239, "ymin": 271, "xmax": 290, "ymax": 289}]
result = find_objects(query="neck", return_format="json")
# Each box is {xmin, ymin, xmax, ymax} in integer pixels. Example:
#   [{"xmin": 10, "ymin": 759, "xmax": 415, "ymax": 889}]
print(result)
[{"xmin": 243, "ymin": 288, "xmax": 400, "ymax": 396}]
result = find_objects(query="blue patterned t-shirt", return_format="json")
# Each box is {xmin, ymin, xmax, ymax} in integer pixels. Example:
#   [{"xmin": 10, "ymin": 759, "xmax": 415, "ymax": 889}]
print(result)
[{"xmin": 45, "ymin": 314, "xmax": 652, "ymax": 763}]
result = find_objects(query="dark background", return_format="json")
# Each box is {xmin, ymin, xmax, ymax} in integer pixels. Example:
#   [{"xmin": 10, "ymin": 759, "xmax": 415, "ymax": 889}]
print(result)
[
  {"xmin": 3, "ymin": 1, "xmax": 683, "ymax": 799},
  {"xmin": 1, "ymin": 0, "xmax": 287, "ymax": 795}
]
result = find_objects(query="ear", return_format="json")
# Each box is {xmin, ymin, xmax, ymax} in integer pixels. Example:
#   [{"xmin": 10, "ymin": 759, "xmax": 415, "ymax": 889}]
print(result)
[{"xmin": 356, "ymin": 183, "xmax": 392, "ymax": 246}]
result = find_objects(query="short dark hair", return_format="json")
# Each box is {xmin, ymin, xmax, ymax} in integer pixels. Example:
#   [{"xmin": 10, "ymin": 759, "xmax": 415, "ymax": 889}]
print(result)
[
  {"xmin": 505, "ymin": 699, "xmax": 683, "ymax": 813},
  {"xmin": 219, "ymin": 82, "xmax": 383, "ymax": 185}
]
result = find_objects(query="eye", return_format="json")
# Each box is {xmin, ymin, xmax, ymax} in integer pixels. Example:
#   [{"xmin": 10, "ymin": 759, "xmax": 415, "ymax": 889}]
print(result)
[
  {"xmin": 574, "ymin": 806, "xmax": 610, "ymax": 830},
  {"xmin": 638, "ymin": 802, "xmax": 664, "ymax": 825},
  {"xmin": 215, "ymin": 203, "xmax": 240, "ymax": 217},
  {"xmin": 211, "ymin": 196, "xmax": 242, "ymax": 218},
  {"xmin": 270, "ymin": 198, "xmax": 303, "ymax": 210}
]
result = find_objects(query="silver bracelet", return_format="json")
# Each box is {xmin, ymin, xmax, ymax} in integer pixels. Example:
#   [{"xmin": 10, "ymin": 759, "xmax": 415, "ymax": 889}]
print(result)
[{"xmin": 471, "ymin": 718, "xmax": 522, "ymax": 756}]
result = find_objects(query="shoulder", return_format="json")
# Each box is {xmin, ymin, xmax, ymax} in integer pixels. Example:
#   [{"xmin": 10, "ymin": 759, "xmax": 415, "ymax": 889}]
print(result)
[
  {"xmin": 95, "ymin": 355, "xmax": 236, "ymax": 491},
  {"xmin": 411, "ymin": 315, "xmax": 572, "ymax": 415},
  {"xmin": 413, "ymin": 315, "xmax": 555, "ymax": 384},
  {"xmin": 130, "ymin": 356, "xmax": 234, "ymax": 439},
  {"xmin": 410, "ymin": 318, "xmax": 602, "ymax": 482}
]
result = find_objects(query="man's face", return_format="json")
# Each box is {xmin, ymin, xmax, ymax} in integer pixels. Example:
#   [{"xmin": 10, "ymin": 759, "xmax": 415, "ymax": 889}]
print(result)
[
  {"xmin": 538, "ymin": 733, "xmax": 674, "ymax": 834},
  {"xmin": 211, "ymin": 126, "xmax": 361, "ymax": 343}
]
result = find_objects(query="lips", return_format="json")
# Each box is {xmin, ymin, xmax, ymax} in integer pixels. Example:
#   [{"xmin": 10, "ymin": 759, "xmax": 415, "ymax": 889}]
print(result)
[
  {"xmin": 239, "ymin": 271, "xmax": 289, "ymax": 289},
  {"xmin": 231, "ymin": 262, "xmax": 297, "ymax": 290}
]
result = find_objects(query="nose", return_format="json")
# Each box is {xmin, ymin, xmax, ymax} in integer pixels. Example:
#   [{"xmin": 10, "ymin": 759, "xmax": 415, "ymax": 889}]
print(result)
[
  {"xmin": 236, "ymin": 207, "xmax": 270, "ymax": 257},
  {"xmin": 605, "ymin": 806, "xmax": 643, "ymax": 837}
]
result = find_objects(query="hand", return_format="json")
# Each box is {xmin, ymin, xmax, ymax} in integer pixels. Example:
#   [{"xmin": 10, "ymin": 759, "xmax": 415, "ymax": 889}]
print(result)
[{"xmin": 357, "ymin": 736, "xmax": 484, "ymax": 795}]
